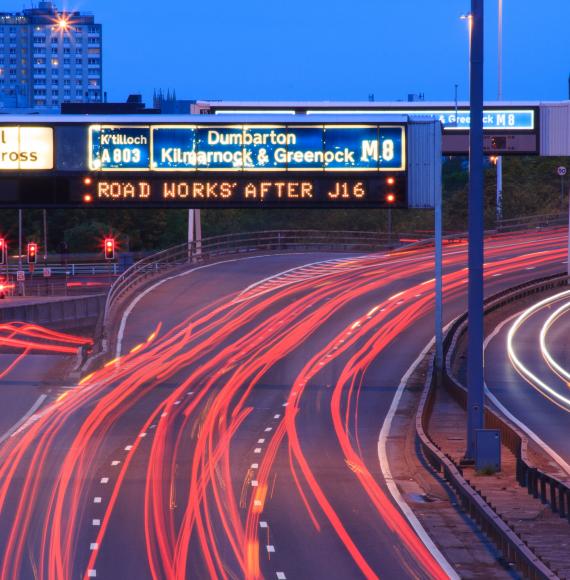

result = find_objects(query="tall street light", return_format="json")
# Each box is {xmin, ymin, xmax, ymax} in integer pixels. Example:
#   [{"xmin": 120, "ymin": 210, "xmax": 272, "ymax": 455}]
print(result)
[
  {"xmin": 466, "ymin": 0, "xmax": 485, "ymax": 461},
  {"xmin": 496, "ymin": 0, "xmax": 503, "ymax": 223}
]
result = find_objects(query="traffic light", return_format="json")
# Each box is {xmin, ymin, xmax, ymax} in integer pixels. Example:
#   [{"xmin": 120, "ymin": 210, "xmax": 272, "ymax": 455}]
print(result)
[
  {"xmin": 27, "ymin": 242, "xmax": 38, "ymax": 264},
  {"xmin": 0, "ymin": 238, "xmax": 5, "ymax": 265},
  {"xmin": 104, "ymin": 238, "xmax": 115, "ymax": 261}
]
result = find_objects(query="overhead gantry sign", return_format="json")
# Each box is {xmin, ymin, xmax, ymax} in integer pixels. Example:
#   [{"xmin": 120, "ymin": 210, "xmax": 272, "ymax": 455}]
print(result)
[{"xmin": 0, "ymin": 115, "xmax": 440, "ymax": 209}]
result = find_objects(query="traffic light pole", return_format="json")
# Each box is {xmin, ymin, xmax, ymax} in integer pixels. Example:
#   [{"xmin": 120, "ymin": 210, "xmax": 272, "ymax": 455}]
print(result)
[
  {"xmin": 466, "ymin": 0, "xmax": 485, "ymax": 461},
  {"xmin": 18, "ymin": 210, "xmax": 23, "ymax": 296}
]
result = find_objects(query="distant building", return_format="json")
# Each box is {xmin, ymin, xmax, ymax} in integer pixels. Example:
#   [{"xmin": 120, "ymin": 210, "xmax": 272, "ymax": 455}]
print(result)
[
  {"xmin": 0, "ymin": 1, "xmax": 102, "ymax": 110},
  {"xmin": 62, "ymin": 94, "xmax": 159, "ymax": 115},
  {"xmin": 153, "ymin": 89, "xmax": 200, "ymax": 114}
]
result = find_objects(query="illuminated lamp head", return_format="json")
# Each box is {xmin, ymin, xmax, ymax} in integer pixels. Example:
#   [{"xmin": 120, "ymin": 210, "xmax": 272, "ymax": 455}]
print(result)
[
  {"xmin": 385, "ymin": 193, "xmax": 396, "ymax": 204},
  {"xmin": 387, "ymin": 177, "xmax": 395, "ymax": 186},
  {"xmin": 83, "ymin": 194, "xmax": 93, "ymax": 203},
  {"xmin": 57, "ymin": 17, "xmax": 69, "ymax": 31}
]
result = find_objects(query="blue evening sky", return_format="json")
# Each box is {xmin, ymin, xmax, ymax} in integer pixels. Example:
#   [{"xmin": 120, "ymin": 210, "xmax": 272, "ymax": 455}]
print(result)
[{"xmin": 12, "ymin": 1, "xmax": 570, "ymax": 104}]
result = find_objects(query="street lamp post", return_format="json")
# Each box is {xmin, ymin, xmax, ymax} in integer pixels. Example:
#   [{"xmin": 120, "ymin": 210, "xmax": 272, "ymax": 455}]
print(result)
[
  {"xmin": 466, "ymin": 0, "xmax": 485, "ymax": 461},
  {"xmin": 496, "ymin": 0, "xmax": 503, "ymax": 223}
]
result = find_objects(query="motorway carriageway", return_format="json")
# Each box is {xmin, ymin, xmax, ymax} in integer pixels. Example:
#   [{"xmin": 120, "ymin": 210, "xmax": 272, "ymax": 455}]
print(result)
[
  {"xmin": 485, "ymin": 287, "xmax": 570, "ymax": 469},
  {"xmin": 0, "ymin": 228, "xmax": 567, "ymax": 580}
]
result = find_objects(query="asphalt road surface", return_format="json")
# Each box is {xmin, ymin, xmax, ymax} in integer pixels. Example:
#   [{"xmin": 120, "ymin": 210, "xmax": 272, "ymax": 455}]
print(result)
[
  {"xmin": 0, "ymin": 229, "xmax": 567, "ymax": 580},
  {"xmin": 485, "ymin": 288, "xmax": 570, "ymax": 466}
]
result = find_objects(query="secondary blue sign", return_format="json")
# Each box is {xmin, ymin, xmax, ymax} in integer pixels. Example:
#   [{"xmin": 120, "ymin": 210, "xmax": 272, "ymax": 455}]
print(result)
[
  {"xmin": 90, "ymin": 126, "xmax": 150, "ymax": 170},
  {"xmin": 89, "ymin": 125, "xmax": 406, "ymax": 172},
  {"xmin": 365, "ymin": 109, "xmax": 535, "ymax": 131}
]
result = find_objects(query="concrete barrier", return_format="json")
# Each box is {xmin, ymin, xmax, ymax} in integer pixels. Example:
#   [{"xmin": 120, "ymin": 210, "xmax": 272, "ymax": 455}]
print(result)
[{"xmin": 0, "ymin": 294, "xmax": 106, "ymax": 330}]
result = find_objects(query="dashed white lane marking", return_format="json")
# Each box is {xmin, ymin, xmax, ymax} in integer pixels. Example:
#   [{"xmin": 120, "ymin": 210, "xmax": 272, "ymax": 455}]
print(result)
[
  {"xmin": 264, "ymin": 427, "xmax": 272, "ymax": 432},
  {"xmin": 251, "ymin": 480, "xmax": 259, "ymax": 487},
  {"xmin": 124, "ymin": 445, "xmax": 133, "ymax": 451},
  {"xmin": 100, "ymin": 477, "xmax": 109, "ymax": 484},
  {"xmin": 259, "ymin": 521, "xmax": 268, "ymax": 528},
  {"xmin": 92, "ymin": 519, "xmax": 101, "ymax": 527},
  {"xmin": 174, "ymin": 400, "xmax": 181, "ymax": 405},
  {"xmin": 526, "ymin": 266, "xmax": 536, "ymax": 270},
  {"xmin": 111, "ymin": 460, "xmax": 120, "ymax": 466},
  {"xmin": 254, "ymin": 500, "xmax": 262, "ymax": 507},
  {"xmin": 251, "ymin": 463, "xmax": 259, "ymax": 469},
  {"xmin": 90, "ymin": 543, "xmax": 98, "ymax": 551},
  {"xmin": 187, "ymin": 391, "xmax": 194, "ymax": 395},
  {"xmin": 254, "ymin": 448, "xmax": 262, "ymax": 454},
  {"xmin": 273, "ymin": 414, "xmax": 280, "ymax": 419},
  {"xmin": 282, "ymin": 402, "xmax": 288, "ymax": 407},
  {"xmin": 257, "ymin": 438, "xmax": 265, "ymax": 444},
  {"xmin": 492, "ymin": 273, "xmax": 501, "ymax": 277},
  {"xmin": 277, "ymin": 573, "xmax": 287, "ymax": 580},
  {"xmin": 139, "ymin": 432, "xmax": 147, "ymax": 438},
  {"xmin": 93, "ymin": 497, "xmax": 102, "ymax": 504},
  {"xmin": 161, "ymin": 412, "xmax": 168, "ymax": 418},
  {"xmin": 87, "ymin": 570, "xmax": 96, "ymax": 578},
  {"xmin": 266, "ymin": 545, "xmax": 275, "ymax": 553}
]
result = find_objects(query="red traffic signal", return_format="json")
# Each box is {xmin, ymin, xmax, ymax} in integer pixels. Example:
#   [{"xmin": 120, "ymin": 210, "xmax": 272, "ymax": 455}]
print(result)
[
  {"xmin": 27, "ymin": 242, "xmax": 38, "ymax": 264},
  {"xmin": 0, "ymin": 238, "xmax": 5, "ymax": 265},
  {"xmin": 104, "ymin": 238, "xmax": 115, "ymax": 261}
]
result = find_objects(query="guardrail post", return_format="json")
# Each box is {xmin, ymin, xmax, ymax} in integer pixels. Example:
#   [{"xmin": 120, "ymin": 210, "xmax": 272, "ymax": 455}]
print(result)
[
  {"xmin": 550, "ymin": 480, "xmax": 557, "ymax": 513},
  {"xmin": 540, "ymin": 477, "xmax": 546, "ymax": 504}
]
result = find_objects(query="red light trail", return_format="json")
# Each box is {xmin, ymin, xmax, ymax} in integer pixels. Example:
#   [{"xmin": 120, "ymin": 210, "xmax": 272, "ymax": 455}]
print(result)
[{"xmin": 0, "ymin": 230, "xmax": 565, "ymax": 579}]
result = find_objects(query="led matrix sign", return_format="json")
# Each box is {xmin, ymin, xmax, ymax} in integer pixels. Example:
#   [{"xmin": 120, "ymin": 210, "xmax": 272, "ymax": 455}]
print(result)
[
  {"xmin": 89, "ymin": 124, "xmax": 406, "ymax": 173},
  {"xmin": 0, "ymin": 127, "xmax": 53, "ymax": 170},
  {"xmin": 81, "ymin": 175, "xmax": 405, "ymax": 208}
]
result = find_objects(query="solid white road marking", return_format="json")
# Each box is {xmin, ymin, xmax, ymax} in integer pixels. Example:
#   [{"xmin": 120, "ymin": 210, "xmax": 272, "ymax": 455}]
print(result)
[
  {"xmin": 378, "ymin": 326, "xmax": 460, "ymax": 580},
  {"xmin": 0, "ymin": 394, "xmax": 47, "ymax": 444}
]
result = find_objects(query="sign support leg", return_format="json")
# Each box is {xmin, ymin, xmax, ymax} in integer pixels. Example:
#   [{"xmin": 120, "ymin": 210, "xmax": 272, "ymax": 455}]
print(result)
[
  {"xmin": 435, "ymin": 164, "xmax": 443, "ymax": 382},
  {"xmin": 188, "ymin": 209, "xmax": 195, "ymax": 261},
  {"xmin": 466, "ymin": 0, "xmax": 485, "ymax": 461},
  {"xmin": 195, "ymin": 209, "xmax": 202, "ymax": 257},
  {"xmin": 496, "ymin": 156, "xmax": 503, "ymax": 222},
  {"xmin": 18, "ymin": 210, "xmax": 23, "ymax": 296}
]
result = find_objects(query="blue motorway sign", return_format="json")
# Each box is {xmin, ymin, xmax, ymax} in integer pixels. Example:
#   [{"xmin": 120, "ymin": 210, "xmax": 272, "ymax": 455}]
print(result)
[
  {"xmin": 89, "ymin": 124, "xmax": 406, "ymax": 172},
  {"xmin": 365, "ymin": 109, "xmax": 535, "ymax": 131}
]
